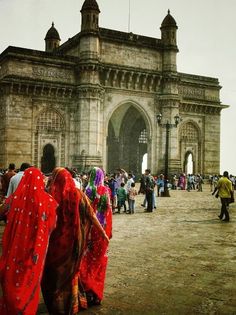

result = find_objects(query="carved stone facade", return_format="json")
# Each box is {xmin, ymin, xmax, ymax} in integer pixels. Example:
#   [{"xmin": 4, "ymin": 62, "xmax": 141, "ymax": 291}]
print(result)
[{"xmin": 0, "ymin": 0, "xmax": 227, "ymax": 176}]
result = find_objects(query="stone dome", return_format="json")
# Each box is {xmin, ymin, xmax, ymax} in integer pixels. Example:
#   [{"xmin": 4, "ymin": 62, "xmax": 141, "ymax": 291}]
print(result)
[
  {"xmin": 81, "ymin": 0, "xmax": 100, "ymax": 12},
  {"xmin": 45, "ymin": 22, "xmax": 61, "ymax": 41},
  {"xmin": 161, "ymin": 10, "xmax": 177, "ymax": 28}
]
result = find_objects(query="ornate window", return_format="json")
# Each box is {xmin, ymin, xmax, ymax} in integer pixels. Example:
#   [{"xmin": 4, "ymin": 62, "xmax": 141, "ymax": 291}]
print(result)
[
  {"xmin": 34, "ymin": 110, "xmax": 65, "ymax": 168},
  {"xmin": 139, "ymin": 129, "xmax": 147, "ymax": 144},
  {"xmin": 36, "ymin": 110, "xmax": 64, "ymax": 132},
  {"xmin": 180, "ymin": 123, "xmax": 198, "ymax": 142}
]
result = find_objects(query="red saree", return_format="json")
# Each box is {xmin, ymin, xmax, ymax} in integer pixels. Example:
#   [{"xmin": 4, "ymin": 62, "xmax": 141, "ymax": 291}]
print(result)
[
  {"xmin": 41, "ymin": 168, "xmax": 96, "ymax": 315},
  {"xmin": 0, "ymin": 167, "xmax": 57, "ymax": 315},
  {"xmin": 80, "ymin": 168, "xmax": 112, "ymax": 304}
]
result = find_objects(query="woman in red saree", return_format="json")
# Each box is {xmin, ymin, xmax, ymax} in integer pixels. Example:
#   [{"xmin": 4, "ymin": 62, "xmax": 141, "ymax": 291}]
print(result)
[
  {"xmin": 80, "ymin": 167, "xmax": 112, "ymax": 305},
  {"xmin": 41, "ymin": 167, "xmax": 109, "ymax": 315},
  {"xmin": 0, "ymin": 167, "xmax": 57, "ymax": 315}
]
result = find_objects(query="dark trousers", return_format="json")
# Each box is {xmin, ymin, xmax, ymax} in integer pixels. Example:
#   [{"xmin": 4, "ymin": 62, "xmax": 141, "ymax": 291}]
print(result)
[
  {"xmin": 117, "ymin": 200, "xmax": 126, "ymax": 212},
  {"xmin": 220, "ymin": 198, "xmax": 230, "ymax": 220},
  {"xmin": 146, "ymin": 190, "xmax": 153, "ymax": 212}
]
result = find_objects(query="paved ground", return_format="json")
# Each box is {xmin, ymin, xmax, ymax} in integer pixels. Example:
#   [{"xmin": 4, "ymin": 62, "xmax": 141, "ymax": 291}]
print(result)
[{"xmin": 1, "ymin": 185, "xmax": 236, "ymax": 314}]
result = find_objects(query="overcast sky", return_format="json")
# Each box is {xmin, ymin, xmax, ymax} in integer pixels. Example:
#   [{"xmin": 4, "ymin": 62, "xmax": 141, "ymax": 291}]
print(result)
[{"xmin": 0, "ymin": 0, "xmax": 235, "ymax": 174}]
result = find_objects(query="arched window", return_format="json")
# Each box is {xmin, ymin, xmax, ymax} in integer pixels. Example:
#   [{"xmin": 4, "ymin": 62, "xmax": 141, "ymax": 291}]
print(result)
[
  {"xmin": 180, "ymin": 122, "xmax": 198, "ymax": 142},
  {"xmin": 36, "ymin": 110, "xmax": 64, "ymax": 132},
  {"xmin": 34, "ymin": 110, "xmax": 65, "ymax": 168}
]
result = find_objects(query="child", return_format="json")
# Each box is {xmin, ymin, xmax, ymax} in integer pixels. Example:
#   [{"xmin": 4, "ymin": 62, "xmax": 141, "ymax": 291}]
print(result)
[
  {"xmin": 128, "ymin": 182, "xmax": 137, "ymax": 214},
  {"xmin": 117, "ymin": 182, "xmax": 127, "ymax": 213}
]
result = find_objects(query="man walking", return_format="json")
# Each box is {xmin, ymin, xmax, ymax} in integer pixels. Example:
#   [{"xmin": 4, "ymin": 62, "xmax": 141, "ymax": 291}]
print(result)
[{"xmin": 216, "ymin": 171, "xmax": 233, "ymax": 222}]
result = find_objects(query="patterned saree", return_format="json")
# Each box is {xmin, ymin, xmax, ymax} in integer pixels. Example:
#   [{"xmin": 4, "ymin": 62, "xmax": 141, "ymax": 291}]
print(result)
[
  {"xmin": 80, "ymin": 167, "xmax": 112, "ymax": 304},
  {"xmin": 0, "ymin": 167, "xmax": 57, "ymax": 315},
  {"xmin": 41, "ymin": 168, "xmax": 96, "ymax": 314}
]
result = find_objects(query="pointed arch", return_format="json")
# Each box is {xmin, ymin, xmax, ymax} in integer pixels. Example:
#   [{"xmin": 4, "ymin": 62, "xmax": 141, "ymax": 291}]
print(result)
[
  {"xmin": 34, "ymin": 109, "xmax": 66, "ymax": 171},
  {"xmin": 106, "ymin": 100, "xmax": 152, "ymax": 176},
  {"xmin": 179, "ymin": 120, "xmax": 202, "ymax": 174}
]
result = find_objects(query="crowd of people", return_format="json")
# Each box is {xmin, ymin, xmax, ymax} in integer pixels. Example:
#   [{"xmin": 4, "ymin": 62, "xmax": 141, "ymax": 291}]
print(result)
[{"xmin": 0, "ymin": 164, "xmax": 235, "ymax": 314}]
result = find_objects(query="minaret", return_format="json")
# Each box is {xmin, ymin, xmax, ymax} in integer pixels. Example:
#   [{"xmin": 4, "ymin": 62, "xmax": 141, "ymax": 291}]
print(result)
[
  {"xmin": 75, "ymin": 0, "xmax": 104, "ymax": 170},
  {"xmin": 158, "ymin": 10, "xmax": 181, "ymax": 174},
  {"xmin": 80, "ymin": 0, "xmax": 100, "ymax": 32},
  {"xmin": 79, "ymin": 0, "xmax": 100, "ymax": 61},
  {"xmin": 44, "ymin": 22, "xmax": 61, "ymax": 52},
  {"xmin": 160, "ymin": 10, "xmax": 178, "ymax": 72}
]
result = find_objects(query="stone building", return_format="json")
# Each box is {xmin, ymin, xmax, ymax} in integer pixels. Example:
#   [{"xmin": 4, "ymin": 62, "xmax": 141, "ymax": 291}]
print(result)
[{"xmin": 0, "ymin": 0, "xmax": 227, "ymax": 176}]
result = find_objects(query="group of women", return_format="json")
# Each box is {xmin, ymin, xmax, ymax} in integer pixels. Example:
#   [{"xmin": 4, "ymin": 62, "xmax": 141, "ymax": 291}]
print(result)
[{"xmin": 0, "ymin": 166, "xmax": 112, "ymax": 315}]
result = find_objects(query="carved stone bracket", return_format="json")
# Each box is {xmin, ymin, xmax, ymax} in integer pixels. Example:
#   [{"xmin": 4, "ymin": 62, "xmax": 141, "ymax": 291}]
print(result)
[
  {"xmin": 100, "ymin": 65, "xmax": 162, "ymax": 92},
  {"xmin": 0, "ymin": 78, "xmax": 75, "ymax": 99},
  {"xmin": 77, "ymin": 85, "xmax": 105, "ymax": 99},
  {"xmin": 180, "ymin": 102, "xmax": 222, "ymax": 115}
]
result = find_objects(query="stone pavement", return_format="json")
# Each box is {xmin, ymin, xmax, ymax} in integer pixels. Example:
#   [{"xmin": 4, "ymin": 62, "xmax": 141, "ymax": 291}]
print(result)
[{"xmin": 1, "ymin": 185, "xmax": 236, "ymax": 314}]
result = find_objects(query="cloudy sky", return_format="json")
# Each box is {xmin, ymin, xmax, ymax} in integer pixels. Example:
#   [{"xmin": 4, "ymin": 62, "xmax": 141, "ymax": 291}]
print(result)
[{"xmin": 0, "ymin": 0, "xmax": 235, "ymax": 174}]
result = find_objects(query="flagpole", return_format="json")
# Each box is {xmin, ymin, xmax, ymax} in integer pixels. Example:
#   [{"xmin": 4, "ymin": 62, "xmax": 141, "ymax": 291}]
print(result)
[{"xmin": 128, "ymin": 0, "xmax": 131, "ymax": 32}]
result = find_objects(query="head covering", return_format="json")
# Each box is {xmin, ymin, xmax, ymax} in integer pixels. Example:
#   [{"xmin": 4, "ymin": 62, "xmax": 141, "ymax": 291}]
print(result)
[
  {"xmin": 49, "ymin": 167, "xmax": 81, "ymax": 237},
  {"xmin": 0, "ymin": 167, "xmax": 57, "ymax": 315},
  {"xmin": 85, "ymin": 167, "xmax": 104, "ymax": 202}
]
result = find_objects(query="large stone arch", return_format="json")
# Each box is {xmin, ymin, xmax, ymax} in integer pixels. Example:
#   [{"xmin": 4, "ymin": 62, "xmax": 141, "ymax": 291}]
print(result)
[
  {"xmin": 106, "ymin": 100, "xmax": 153, "ymax": 176},
  {"xmin": 33, "ymin": 109, "xmax": 66, "ymax": 172},
  {"xmin": 179, "ymin": 120, "xmax": 202, "ymax": 174}
]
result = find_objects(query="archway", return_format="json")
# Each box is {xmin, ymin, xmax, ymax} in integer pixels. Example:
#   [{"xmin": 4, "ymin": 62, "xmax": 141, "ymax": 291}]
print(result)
[
  {"xmin": 185, "ymin": 152, "xmax": 193, "ymax": 174},
  {"xmin": 180, "ymin": 122, "xmax": 201, "ymax": 175},
  {"xmin": 107, "ymin": 104, "xmax": 148, "ymax": 177},
  {"xmin": 142, "ymin": 153, "xmax": 148, "ymax": 174},
  {"xmin": 41, "ymin": 144, "xmax": 56, "ymax": 174},
  {"xmin": 34, "ymin": 109, "xmax": 65, "ymax": 169}
]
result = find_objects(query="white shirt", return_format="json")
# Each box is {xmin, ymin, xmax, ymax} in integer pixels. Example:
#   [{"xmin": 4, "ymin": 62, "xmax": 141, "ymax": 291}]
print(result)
[
  {"xmin": 126, "ymin": 178, "xmax": 134, "ymax": 193},
  {"xmin": 6, "ymin": 171, "xmax": 24, "ymax": 197}
]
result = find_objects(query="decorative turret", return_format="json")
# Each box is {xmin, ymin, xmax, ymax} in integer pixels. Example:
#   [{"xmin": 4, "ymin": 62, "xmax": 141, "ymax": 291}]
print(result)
[
  {"xmin": 80, "ymin": 0, "xmax": 100, "ymax": 32},
  {"xmin": 160, "ymin": 10, "xmax": 178, "ymax": 47},
  {"xmin": 44, "ymin": 22, "xmax": 61, "ymax": 52},
  {"xmin": 160, "ymin": 10, "xmax": 178, "ymax": 72}
]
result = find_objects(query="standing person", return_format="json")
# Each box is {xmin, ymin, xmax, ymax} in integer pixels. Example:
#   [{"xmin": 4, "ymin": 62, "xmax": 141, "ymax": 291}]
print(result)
[
  {"xmin": 108, "ymin": 175, "xmax": 117, "ymax": 214},
  {"xmin": 187, "ymin": 174, "xmax": 192, "ymax": 192},
  {"xmin": 139, "ymin": 173, "xmax": 147, "ymax": 207},
  {"xmin": 41, "ymin": 167, "xmax": 109, "ymax": 314},
  {"xmin": 126, "ymin": 173, "xmax": 134, "ymax": 212},
  {"xmin": 0, "ymin": 163, "xmax": 16, "ymax": 200},
  {"xmin": 80, "ymin": 167, "xmax": 112, "ymax": 305},
  {"xmin": 6, "ymin": 162, "xmax": 31, "ymax": 197},
  {"xmin": 0, "ymin": 167, "xmax": 58, "ymax": 315},
  {"xmin": 156, "ymin": 174, "xmax": 164, "ymax": 197},
  {"xmin": 128, "ymin": 182, "xmax": 138, "ymax": 214},
  {"xmin": 178, "ymin": 173, "xmax": 186, "ymax": 190},
  {"xmin": 216, "ymin": 171, "xmax": 233, "ymax": 222},
  {"xmin": 196, "ymin": 174, "xmax": 204, "ymax": 192},
  {"xmin": 117, "ymin": 182, "xmax": 127, "ymax": 213},
  {"xmin": 145, "ymin": 169, "xmax": 155, "ymax": 212}
]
